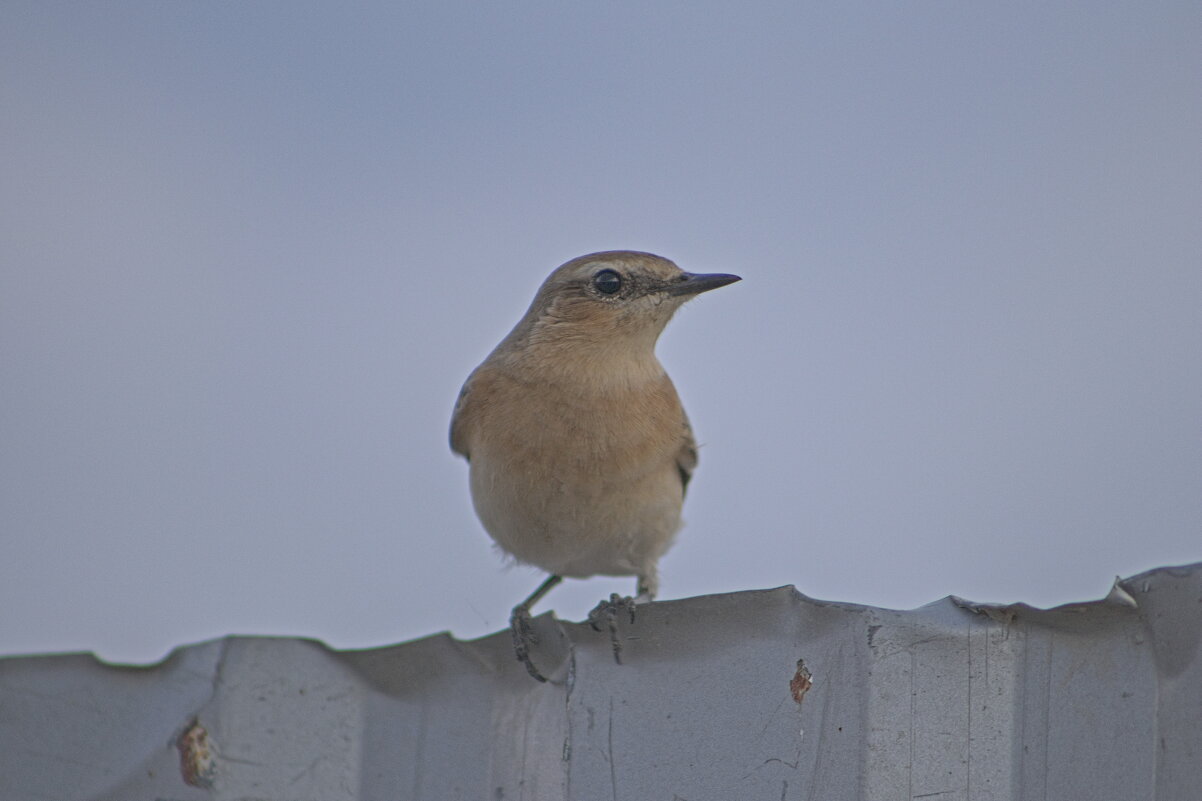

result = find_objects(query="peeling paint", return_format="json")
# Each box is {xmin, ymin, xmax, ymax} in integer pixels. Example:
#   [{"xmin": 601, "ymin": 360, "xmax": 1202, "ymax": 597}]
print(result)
[
  {"xmin": 789, "ymin": 658, "xmax": 812, "ymax": 705},
  {"xmin": 176, "ymin": 718, "xmax": 216, "ymax": 788}
]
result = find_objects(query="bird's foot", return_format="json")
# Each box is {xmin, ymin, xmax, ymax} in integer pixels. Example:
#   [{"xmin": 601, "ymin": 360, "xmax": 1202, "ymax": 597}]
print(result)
[
  {"xmin": 510, "ymin": 605, "xmax": 548, "ymax": 682},
  {"xmin": 587, "ymin": 593, "xmax": 638, "ymax": 665}
]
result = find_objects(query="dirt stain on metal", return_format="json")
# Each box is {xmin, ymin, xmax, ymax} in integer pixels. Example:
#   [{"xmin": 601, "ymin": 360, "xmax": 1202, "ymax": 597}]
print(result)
[
  {"xmin": 176, "ymin": 718, "xmax": 216, "ymax": 788},
  {"xmin": 789, "ymin": 659, "xmax": 813, "ymax": 705}
]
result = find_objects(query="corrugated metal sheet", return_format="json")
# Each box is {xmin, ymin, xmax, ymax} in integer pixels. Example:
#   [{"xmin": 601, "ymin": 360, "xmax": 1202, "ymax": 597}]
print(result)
[{"xmin": 1, "ymin": 562, "xmax": 1199, "ymax": 800}]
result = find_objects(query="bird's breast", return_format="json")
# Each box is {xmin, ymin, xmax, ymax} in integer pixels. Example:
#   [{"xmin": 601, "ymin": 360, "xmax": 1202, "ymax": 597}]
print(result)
[
  {"xmin": 469, "ymin": 368, "xmax": 685, "ymax": 484},
  {"xmin": 460, "ymin": 364, "xmax": 688, "ymax": 574}
]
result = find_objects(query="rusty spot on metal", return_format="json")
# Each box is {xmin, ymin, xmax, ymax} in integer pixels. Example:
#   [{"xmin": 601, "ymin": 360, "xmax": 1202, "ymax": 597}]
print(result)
[
  {"xmin": 789, "ymin": 658, "xmax": 813, "ymax": 705},
  {"xmin": 176, "ymin": 718, "xmax": 216, "ymax": 788}
]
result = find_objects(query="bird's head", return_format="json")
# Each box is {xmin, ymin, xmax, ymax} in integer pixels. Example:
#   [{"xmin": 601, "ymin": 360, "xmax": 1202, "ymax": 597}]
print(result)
[{"xmin": 514, "ymin": 251, "xmax": 741, "ymax": 354}]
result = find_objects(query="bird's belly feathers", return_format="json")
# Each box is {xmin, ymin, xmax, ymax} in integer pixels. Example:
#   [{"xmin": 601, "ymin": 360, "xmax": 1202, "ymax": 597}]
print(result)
[{"xmin": 467, "ymin": 381, "xmax": 686, "ymax": 577}]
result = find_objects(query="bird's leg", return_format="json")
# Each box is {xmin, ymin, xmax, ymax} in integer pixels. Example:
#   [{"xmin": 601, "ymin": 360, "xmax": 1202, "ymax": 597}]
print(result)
[
  {"xmin": 589, "ymin": 572, "xmax": 655, "ymax": 665},
  {"xmin": 510, "ymin": 574, "xmax": 563, "ymax": 682},
  {"xmin": 587, "ymin": 593, "xmax": 638, "ymax": 664},
  {"xmin": 635, "ymin": 569, "xmax": 657, "ymax": 603}
]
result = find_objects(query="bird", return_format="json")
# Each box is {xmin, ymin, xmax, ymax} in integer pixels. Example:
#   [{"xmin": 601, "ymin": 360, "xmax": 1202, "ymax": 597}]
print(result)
[{"xmin": 450, "ymin": 251, "xmax": 740, "ymax": 680}]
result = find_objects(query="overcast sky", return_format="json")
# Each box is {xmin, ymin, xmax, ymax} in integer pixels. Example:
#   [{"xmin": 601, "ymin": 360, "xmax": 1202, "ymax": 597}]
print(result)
[{"xmin": 2, "ymin": 3, "xmax": 1200, "ymax": 664}]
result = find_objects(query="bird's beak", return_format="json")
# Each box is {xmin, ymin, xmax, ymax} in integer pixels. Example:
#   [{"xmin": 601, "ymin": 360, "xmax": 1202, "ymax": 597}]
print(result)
[{"xmin": 665, "ymin": 272, "xmax": 742, "ymax": 297}]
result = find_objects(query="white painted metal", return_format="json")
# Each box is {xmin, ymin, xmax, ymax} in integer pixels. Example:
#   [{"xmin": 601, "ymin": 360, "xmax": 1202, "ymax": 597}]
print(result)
[{"xmin": 1, "ymin": 563, "xmax": 1198, "ymax": 800}]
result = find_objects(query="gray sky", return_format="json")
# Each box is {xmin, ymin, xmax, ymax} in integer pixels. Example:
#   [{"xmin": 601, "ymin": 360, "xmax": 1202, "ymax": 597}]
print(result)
[{"xmin": 3, "ymin": 3, "xmax": 1199, "ymax": 664}]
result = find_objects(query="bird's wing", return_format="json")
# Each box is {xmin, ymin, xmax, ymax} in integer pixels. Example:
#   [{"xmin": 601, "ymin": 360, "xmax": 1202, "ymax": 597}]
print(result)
[
  {"xmin": 449, "ymin": 376, "xmax": 475, "ymax": 459},
  {"xmin": 676, "ymin": 411, "xmax": 699, "ymax": 495}
]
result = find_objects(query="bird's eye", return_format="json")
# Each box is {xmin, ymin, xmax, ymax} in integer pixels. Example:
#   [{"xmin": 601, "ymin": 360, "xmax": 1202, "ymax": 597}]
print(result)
[{"xmin": 593, "ymin": 269, "xmax": 622, "ymax": 295}]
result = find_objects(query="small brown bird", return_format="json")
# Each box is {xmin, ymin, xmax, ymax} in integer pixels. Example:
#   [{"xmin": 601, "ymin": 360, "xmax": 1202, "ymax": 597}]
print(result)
[{"xmin": 450, "ymin": 251, "xmax": 739, "ymax": 679}]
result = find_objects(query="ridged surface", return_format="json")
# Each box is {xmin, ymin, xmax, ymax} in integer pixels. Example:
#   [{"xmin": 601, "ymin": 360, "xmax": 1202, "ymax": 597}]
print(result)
[{"xmin": 1, "ymin": 563, "xmax": 1198, "ymax": 800}]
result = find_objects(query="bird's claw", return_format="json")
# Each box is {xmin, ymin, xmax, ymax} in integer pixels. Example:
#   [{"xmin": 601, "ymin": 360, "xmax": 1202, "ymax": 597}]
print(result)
[
  {"xmin": 587, "ymin": 593, "xmax": 638, "ymax": 665},
  {"xmin": 510, "ymin": 606, "xmax": 548, "ymax": 682}
]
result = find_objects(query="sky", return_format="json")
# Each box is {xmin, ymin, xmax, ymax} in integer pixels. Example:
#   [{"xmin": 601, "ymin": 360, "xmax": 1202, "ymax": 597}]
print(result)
[{"xmin": 2, "ymin": 3, "xmax": 1199, "ymax": 664}]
